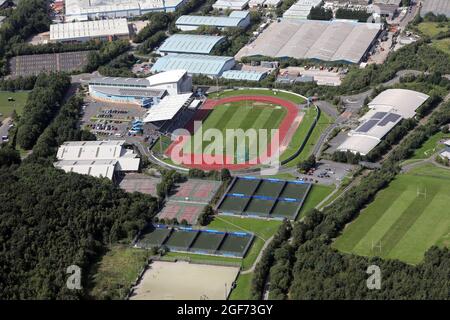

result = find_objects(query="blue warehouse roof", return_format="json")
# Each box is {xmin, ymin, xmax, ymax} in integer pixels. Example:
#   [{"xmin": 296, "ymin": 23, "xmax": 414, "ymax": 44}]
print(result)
[
  {"xmin": 221, "ymin": 70, "xmax": 267, "ymax": 81},
  {"xmin": 159, "ymin": 34, "xmax": 226, "ymax": 54},
  {"xmin": 151, "ymin": 54, "xmax": 235, "ymax": 76}
]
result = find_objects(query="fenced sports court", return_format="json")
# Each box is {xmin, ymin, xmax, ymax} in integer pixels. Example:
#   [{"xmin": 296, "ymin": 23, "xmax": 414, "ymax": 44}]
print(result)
[
  {"xmin": 118, "ymin": 173, "xmax": 160, "ymax": 195},
  {"xmin": 156, "ymin": 178, "xmax": 222, "ymax": 224},
  {"xmin": 158, "ymin": 202, "xmax": 204, "ymax": 225},
  {"xmin": 129, "ymin": 260, "xmax": 239, "ymax": 300},
  {"xmin": 216, "ymin": 176, "xmax": 311, "ymax": 220},
  {"xmin": 9, "ymin": 51, "xmax": 93, "ymax": 77},
  {"xmin": 169, "ymin": 179, "xmax": 221, "ymax": 202},
  {"xmin": 136, "ymin": 224, "xmax": 254, "ymax": 258}
]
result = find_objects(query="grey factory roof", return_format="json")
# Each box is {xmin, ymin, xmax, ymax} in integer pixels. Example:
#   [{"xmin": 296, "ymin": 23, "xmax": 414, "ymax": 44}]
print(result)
[
  {"xmin": 221, "ymin": 70, "xmax": 267, "ymax": 81},
  {"xmin": 159, "ymin": 34, "xmax": 226, "ymax": 54},
  {"xmin": 420, "ymin": 0, "xmax": 450, "ymax": 17},
  {"xmin": 151, "ymin": 54, "xmax": 235, "ymax": 76},
  {"xmin": 236, "ymin": 19, "xmax": 382, "ymax": 64}
]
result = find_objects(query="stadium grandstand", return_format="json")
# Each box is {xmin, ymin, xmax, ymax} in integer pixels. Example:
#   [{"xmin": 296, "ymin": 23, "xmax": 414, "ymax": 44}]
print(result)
[
  {"xmin": 158, "ymin": 34, "xmax": 226, "ymax": 55},
  {"xmin": 87, "ymin": 70, "xmax": 192, "ymax": 107},
  {"xmin": 236, "ymin": 19, "xmax": 382, "ymax": 64},
  {"xmin": 54, "ymin": 140, "xmax": 140, "ymax": 180},
  {"xmin": 337, "ymin": 89, "xmax": 430, "ymax": 155},
  {"xmin": 213, "ymin": 0, "xmax": 250, "ymax": 10},
  {"xmin": 151, "ymin": 54, "xmax": 235, "ymax": 77},
  {"xmin": 175, "ymin": 11, "xmax": 250, "ymax": 31},
  {"xmin": 64, "ymin": 0, "xmax": 187, "ymax": 21},
  {"xmin": 49, "ymin": 18, "xmax": 130, "ymax": 43}
]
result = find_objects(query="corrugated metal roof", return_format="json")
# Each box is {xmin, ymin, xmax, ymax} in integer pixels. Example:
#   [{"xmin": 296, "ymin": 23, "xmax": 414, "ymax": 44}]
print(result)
[
  {"xmin": 159, "ymin": 34, "xmax": 226, "ymax": 54},
  {"xmin": 176, "ymin": 15, "xmax": 244, "ymax": 28},
  {"xmin": 49, "ymin": 18, "xmax": 129, "ymax": 41},
  {"xmin": 151, "ymin": 54, "xmax": 235, "ymax": 76},
  {"xmin": 221, "ymin": 70, "xmax": 266, "ymax": 81}
]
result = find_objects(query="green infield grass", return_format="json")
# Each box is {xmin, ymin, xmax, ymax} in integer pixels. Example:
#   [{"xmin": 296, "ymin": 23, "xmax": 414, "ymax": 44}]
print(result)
[
  {"xmin": 0, "ymin": 91, "xmax": 29, "ymax": 121},
  {"xmin": 333, "ymin": 163, "xmax": 450, "ymax": 265}
]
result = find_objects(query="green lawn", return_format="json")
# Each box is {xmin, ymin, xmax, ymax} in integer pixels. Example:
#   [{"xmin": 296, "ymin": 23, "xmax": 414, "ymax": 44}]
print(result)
[
  {"xmin": 409, "ymin": 131, "xmax": 450, "ymax": 160},
  {"xmin": 418, "ymin": 22, "xmax": 450, "ymax": 38},
  {"xmin": 280, "ymin": 106, "xmax": 318, "ymax": 163},
  {"xmin": 283, "ymin": 109, "xmax": 333, "ymax": 167},
  {"xmin": 89, "ymin": 245, "xmax": 151, "ymax": 300},
  {"xmin": 333, "ymin": 163, "xmax": 450, "ymax": 265},
  {"xmin": 432, "ymin": 38, "xmax": 450, "ymax": 56},
  {"xmin": 229, "ymin": 272, "xmax": 253, "ymax": 300},
  {"xmin": 0, "ymin": 91, "xmax": 29, "ymax": 121},
  {"xmin": 298, "ymin": 184, "xmax": 334, "ymax": 218},
  {"xmin": 150, "ymin": 135, "xmax": 172, "ymax": 154}
]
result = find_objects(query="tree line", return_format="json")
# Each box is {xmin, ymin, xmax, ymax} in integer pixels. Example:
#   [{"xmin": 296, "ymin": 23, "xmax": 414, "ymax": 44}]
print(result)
[{"xmin": 15, "ymin": 73, "xmax": 71, "ymax": 150}]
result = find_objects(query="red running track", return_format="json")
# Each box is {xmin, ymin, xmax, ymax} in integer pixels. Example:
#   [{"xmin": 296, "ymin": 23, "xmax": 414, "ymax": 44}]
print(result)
[{"xmin": 165, "ymin": 95, "xmax": 299, "ymax": 171}]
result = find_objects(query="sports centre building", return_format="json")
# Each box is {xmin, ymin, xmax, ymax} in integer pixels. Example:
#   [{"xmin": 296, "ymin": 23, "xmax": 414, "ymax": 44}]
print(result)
[
  {"xmin": 337, "ymin": 89, "xmax": 430, "ymax": 155},
  {"xmin": 64, "ymin": 0, "xmax": 188, "ymax": 21},
  {"xmin": 54, "ymin": 140, "xmax": 140, "ymax": 180},
  {"xmin": 236, "ymin": 19, "xmax": 382, "ymax": 64},
  {"xmin": 87, "ymin": 70, "xmax": 192, "ymax": 107}
]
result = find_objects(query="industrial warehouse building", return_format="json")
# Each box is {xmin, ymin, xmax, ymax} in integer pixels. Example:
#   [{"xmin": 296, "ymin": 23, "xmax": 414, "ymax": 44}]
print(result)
[
  {"xmin": 221, "ymin": 70, "xmax": 267, "ymax": 81},
  {"xmin": 158, "ymin": 34, "xmax": 226, "ymax": 55},
  {"xmin": 337, "ymin": 89, "xmax": 430, "ymax": 155},
  {"xmin": 236, "ymin": 19, "xmax": 382, "ymax": 64},
  {"xmin": 49, "ymin": 18, "xmax": 130, "ymax": 43},
  {"xmin": 420, "ymin": 0, "xmax": 450, "ymax": 17},
  {"xmin": 54, "ymin": 140, "xmax": 141, "ymax": 180},
  {"xmin": 249, "ymin": 0, "xmax": 282, "ymax": 8},
  {"xmin": 283, "ymin": 0, "xmax": 322, "ymax": 20},
  {"xmin": 88, "ymin": 70, "xmax": 192, "ymax": 106},
  {"xmin": 175, "ymin": 11, "xmax": 251, "ymax": 31},
  {"xmin": 65, "ymin": 0, "xmax": 187, "ymax": 21},
  {"xmin": 213, "ymin": 0, "xmax": 250, "ymax": 10},
  {"xmin": 151, "ymin": 54, "xmax": 235, "ymax": 77}
]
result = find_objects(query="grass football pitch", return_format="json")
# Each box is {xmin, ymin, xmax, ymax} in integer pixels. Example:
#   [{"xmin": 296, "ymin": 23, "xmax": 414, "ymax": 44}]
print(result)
[
  {"xmin": 333, "ymin": 163, "xmax": 450, "ymax": 265},
  {"xmin": 184, "ymin": 100, "xmax": 286, "ymax": 160}
]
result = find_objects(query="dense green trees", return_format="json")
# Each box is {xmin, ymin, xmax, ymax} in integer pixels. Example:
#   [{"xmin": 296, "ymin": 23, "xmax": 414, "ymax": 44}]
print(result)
[
  {"xmin": 98, "ymin": 53, "xmax": 137, "ymax": 77},
  {"xmin": 0, "ymin": 0, "xmax": 51, "ymax": 75},
  {"xmin": 335, "ymin": 8, "xmax": 372, "ymax": 22},
  {"xmin": 84, "ymin": 41, "xmax": 130, "ymax": 73},
  {"xmin": 0, "ymin": 145, "xmax": 20, "ymax": 167},
  {"xmin": 0, "ymin": 163, "xmax": 158, "ymax": 299},
  {"xmin": 28, "ymin": 95, "xmax": 95, "ymax": 162},
  {"xmin": 297, "ymin": 155, "xmax": 316, "ymax": 173},
  {"xmin": 308, "ymin": 5, "xmax": 333, "ymax": 21},
  {"xmin": 16, "ymin": 73, "xmax": 71, "ymax": 150}
]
